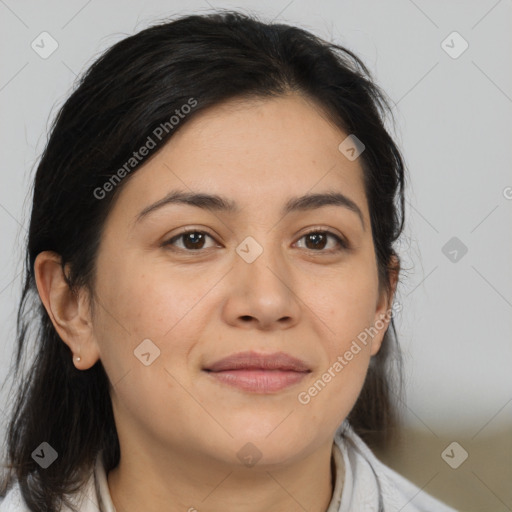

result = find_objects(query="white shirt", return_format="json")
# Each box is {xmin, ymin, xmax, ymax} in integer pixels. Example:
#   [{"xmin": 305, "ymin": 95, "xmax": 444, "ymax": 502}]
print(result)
[{"xmin": 0, "ymin": 421, "xmax": 458, "ymax": 511}]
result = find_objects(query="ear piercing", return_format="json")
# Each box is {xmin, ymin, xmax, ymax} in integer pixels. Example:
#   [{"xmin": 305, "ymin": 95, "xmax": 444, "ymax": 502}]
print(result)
[{"xmin": 75, "ymin": 356, "xmax": 81, "ymax": 362}]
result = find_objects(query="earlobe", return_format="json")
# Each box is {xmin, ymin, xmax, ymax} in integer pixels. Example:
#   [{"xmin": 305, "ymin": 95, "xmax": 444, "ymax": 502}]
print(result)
[{"xmin": 34, "ymin": 251, "xmax": 100, "ymax": 369}]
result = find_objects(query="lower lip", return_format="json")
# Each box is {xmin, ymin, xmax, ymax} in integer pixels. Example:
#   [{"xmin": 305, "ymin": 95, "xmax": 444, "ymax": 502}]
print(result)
[{"xmin": 205, "ymin": 369, "xmax": 309, "ymax": 393}]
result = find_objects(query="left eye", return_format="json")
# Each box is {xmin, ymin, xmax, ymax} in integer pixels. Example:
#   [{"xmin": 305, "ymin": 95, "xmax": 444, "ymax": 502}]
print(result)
[
  {"xmin": 296, "ymin": 230, "xmax": 347, "ymax": 252},
  {"xmin": 163, "ymin": 230, "xmax": 347, "ymax": 252}
]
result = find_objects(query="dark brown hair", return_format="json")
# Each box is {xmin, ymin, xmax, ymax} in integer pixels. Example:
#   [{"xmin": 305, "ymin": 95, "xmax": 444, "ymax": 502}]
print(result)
[{"xmin": 0, "ymin": 9, "xmax": 405, "ymax": 511}]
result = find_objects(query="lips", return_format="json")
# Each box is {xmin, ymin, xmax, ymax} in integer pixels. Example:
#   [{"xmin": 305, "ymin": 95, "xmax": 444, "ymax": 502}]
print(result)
[
  {"xmin": 203, "ymin": 351, "xmax": 311, "ymax": 393},
  {"xmin": 203, "ymin": 350, "xmax": 311, "ymax": 373}
]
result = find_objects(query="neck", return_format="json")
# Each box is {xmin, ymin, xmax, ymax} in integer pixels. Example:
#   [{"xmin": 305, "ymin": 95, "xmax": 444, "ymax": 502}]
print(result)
[{"xmin": 107, "ymin": 440, "xmax": 338, "ymax": 512}]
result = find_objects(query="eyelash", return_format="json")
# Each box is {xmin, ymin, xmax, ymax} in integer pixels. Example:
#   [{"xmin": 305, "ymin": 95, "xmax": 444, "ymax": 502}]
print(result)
[{"xmin": 163, "ymin": 228, "xmax": 349, "ymax": 254}]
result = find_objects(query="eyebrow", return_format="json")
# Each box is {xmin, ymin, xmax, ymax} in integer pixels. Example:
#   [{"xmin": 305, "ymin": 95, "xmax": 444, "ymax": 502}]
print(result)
[{"xmin": 135, "ymin": 190, "xmax": 365, "ymax": 230}]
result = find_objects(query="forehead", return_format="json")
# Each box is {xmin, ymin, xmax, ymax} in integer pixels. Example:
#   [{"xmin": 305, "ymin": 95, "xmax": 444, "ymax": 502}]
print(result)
[{"xmin": 107, "ymin": 93, "xmax": 369, "ymax": 225}]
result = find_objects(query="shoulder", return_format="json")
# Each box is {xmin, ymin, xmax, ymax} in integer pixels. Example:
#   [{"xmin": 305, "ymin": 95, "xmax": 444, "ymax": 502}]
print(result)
[
  {"xmin": 0, "ymin": 483, "xmax": 29, "ymax": 512},
  {"xmin": 376, "ymin": 458, "xmax": 458, "ymax": 511},
  {"xmin": 334, "ymin": 422, "xmax": 459, "ymax": 512},
  {"xmin": 0, "ymin": 468, "xmax": 100, "ymax": 512}
]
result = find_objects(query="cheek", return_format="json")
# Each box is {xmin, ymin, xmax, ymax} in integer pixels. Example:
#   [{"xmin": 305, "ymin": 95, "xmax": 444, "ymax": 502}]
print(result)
[
  {"xmin": 98, "ymin": 255, "xmax": 212, "ymax": 340},
  {"xmin": 311, "ymin": 262, "xmax": 378, "ymax": 348},
  {"xmin": 297, "ymin": 335, "xmax": 372, "ymax": 431},
  {"xmin": 296, "ymin": 264, "xmax": 377, "ymax": 418},
  {"xmin": 92, "ymin": 262, "xmax": 206, "ymax": 438},
  {"xmin": 91, "ymin": 257, "xmax": 207, "ymax": 388}
]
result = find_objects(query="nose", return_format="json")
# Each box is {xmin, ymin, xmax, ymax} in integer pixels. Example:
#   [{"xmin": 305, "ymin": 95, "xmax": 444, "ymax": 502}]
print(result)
[{"xmin": 221, "ymin": 241, "xmax": 301, "ymax": 331}]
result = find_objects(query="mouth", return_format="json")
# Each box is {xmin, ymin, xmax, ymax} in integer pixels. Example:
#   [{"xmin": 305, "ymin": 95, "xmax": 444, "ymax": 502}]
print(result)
[
  {"xmin": 204, "ymin": 369, "xmax": 309, "ymax": 393},
  {"xmin": 202, "ymin": 351, "xmax": 311, "ymax": 394}
]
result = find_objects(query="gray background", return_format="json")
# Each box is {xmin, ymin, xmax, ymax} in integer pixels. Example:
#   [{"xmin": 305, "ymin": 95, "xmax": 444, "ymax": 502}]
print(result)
[{"xmin": 1, "ymin": 0, "xmax": 511, "ymax": 509}]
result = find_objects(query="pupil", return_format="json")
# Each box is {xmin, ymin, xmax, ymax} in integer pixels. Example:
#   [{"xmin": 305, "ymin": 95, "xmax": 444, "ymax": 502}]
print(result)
[
  {"xmin": 185, "ymin": 232, "xmax": 204, "ymax": 249},
  {"xmin": 307, "ymin": 233, "xmax": 326, "ymax": 249}
]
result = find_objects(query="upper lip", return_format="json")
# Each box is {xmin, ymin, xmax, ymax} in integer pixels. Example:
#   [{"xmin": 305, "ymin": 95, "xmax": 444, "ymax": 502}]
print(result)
[{"xmin": 204, "ymin": 351, "xmax": 311, "ymax": 372}]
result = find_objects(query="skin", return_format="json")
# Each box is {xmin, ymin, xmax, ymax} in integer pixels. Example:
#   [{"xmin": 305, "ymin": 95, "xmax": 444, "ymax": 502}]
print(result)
[{"xmin": 35, "ymin": 93, "xmax": 398, "ymax": 512}]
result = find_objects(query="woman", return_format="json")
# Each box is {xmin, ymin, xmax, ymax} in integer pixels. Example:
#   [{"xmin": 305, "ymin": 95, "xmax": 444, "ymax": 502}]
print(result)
[{"xmin": 0, "ymin": 10, "xmax": 457, "ymax": 512}]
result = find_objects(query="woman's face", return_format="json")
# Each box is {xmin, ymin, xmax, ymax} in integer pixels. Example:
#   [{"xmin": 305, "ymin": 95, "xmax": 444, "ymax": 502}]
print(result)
[{"xmin": 83, "ymin": 94, "xmax": 396, "ymax": 468}]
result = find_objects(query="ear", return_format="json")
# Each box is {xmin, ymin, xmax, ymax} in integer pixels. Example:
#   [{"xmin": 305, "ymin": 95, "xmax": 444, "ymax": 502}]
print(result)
[
  {"xmin": 369, "ymin": 253, "xmax": 400, "ymax": 357},
  {"xmin": 34, "ymin": 251, "xmax": 100, "ymax": 370}
]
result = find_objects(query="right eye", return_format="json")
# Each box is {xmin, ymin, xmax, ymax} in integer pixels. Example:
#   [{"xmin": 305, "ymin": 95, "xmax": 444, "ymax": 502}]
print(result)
[{"xmin": 162, "ymin": 229, "xmax": 219, "ymax": 251}]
